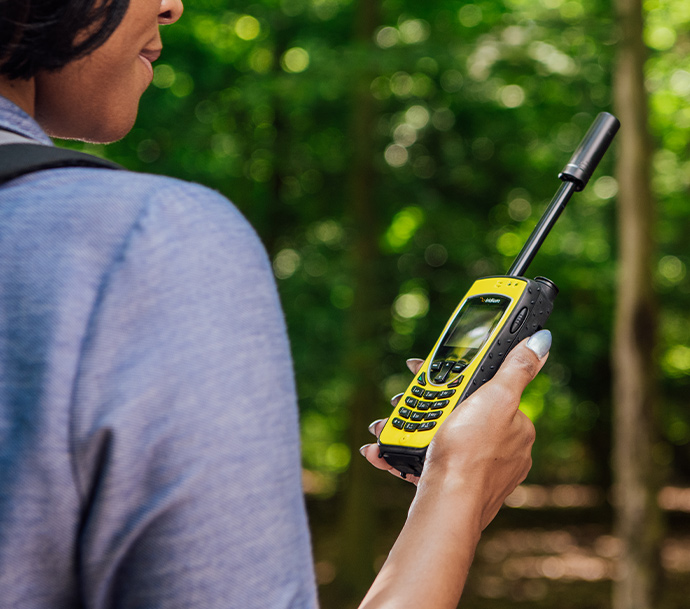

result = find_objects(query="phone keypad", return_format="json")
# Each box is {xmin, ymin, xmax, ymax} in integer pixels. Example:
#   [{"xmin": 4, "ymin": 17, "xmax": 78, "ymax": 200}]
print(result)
[
  {"xmin": 430, "ymin": 359, "xmax": 468, "ymax": 383},
  {"xmin": 394, "ymin": 384, "xmax": 459, "ymax": 432}
]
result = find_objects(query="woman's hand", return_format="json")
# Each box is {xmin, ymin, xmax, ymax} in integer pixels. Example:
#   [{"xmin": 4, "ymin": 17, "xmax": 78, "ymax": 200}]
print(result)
[
  {"xmin": 360, "ymin": 329, "xmax": 551, "ymax": 524},
  {"xmin": 420, "ymin": 329, "xmax": 549, "ymax": 529},
  {"xmin": 358, "ymin": 330, "xmax": 551, "ymax": 609}
]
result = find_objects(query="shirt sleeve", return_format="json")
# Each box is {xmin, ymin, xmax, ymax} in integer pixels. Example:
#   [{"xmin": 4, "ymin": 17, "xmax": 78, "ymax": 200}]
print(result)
[{"xmin": 69, "ymin": 182, "xmax": 318, "ymax": 609}]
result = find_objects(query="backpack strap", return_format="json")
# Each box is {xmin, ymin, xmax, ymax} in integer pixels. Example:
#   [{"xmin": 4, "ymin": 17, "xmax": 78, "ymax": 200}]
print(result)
[{"xmin": 0, "ymin": 143, "xmax": 122, "ymax": 186}]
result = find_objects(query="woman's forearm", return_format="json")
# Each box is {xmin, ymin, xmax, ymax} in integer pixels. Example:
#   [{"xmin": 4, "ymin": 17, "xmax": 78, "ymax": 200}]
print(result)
[{"xmin": 359, "ymin": 470, "xmax": 483, "ymax": 609}]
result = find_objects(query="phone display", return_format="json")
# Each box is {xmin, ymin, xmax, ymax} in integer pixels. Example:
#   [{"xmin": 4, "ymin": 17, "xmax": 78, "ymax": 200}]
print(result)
[{"xmin": 435, "ymin": 296, "xmax": 507, "ymax": 356}]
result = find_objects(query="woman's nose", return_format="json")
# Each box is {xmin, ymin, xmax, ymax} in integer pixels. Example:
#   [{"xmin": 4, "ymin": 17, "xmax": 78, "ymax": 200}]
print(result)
[{"xmin": 158, "ymin": 0, "xmax": 184, "ymax": 25}]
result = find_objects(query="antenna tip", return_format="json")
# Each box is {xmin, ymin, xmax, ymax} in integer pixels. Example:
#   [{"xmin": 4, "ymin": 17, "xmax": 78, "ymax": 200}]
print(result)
[{"xmin": 559, "ymin": 112, "xmax": 620, "ymax": 190}]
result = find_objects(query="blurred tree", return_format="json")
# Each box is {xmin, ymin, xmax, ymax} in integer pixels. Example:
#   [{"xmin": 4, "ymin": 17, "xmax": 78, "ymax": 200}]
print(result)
[
  {"xmin": 334, "ymin": 0, "xmax": 385, "ymax": 602},
  {"xmin": 612, "ymin": 1, "xmax": 665, "ymax": 609}
]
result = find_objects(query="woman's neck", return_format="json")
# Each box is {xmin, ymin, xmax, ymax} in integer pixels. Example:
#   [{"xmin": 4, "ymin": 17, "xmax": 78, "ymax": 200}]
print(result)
[{"xmin": 0, "ymin": 76, "xmax": 35, "ymax": 117}]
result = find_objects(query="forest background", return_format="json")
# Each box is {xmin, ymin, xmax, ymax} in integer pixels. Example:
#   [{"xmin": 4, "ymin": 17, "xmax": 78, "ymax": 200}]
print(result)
[{"xmin": 62, "ymin": 0, "xmax": 690, "ymax": 607}]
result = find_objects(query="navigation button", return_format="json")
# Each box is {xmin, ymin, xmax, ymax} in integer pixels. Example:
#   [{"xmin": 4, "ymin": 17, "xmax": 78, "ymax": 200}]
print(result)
[{"xmin": 433, "ymin": 361, "xmax": 455, "ymax": 384}]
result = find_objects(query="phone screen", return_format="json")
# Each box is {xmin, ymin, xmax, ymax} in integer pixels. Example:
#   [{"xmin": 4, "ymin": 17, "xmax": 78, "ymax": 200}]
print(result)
[{"xmin": 434, "ymin": 295, "xmax": 510, "ymax": 364}]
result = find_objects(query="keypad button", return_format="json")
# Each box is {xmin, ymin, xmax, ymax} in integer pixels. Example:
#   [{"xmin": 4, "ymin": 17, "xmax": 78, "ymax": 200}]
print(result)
[
  {"xmin": 439, "ymin": 389, "xmax": 456, "ymax": 399},
  {"xmin": 416, "ymin": 400, "xmax": 432, "ymax": 411},
  {"xmin": 411, "ymin": 386, "xmax": 425, "ymax": 397},
  {"xmin": 405, "ymin": 396, "xmax": 418, "ymax": 408},
  {"xmin": 418, "ymin": 421, "xmax": 437, "ymax": 431},
  {"xmin": 447, "ymin": 375, "xmax": 464, "ymax": 388},
  {"xmin": 417, "ymin": 372, "xmax": 427, "ymax": 386},
  {"xmin": 423, "ymin": 390, "xmax": 439, "ymax": 400},
  {"xmin": 404, "ymin": 422, "xmax": 420, "ymax": 432},
  {"xmin": 410, "ymin": 411, "xmax": 426, "ymax": 421},
  {"xmin": 452, "ymin": 361, "xmax": 467, "ymax": 373},
  {"xmin": 392, "ymin": 418, "xmax": 405, "ymax": 429},
  {"xmin": 430, "ymin": 361, "xmax": 442, "ymax": 372},
  {"xmin": 435, "ymin": 399, "xmax": 450, "ymax": 408},
  {"xmin": 426, "ymin": 410, "xmax": 443, "ymax": 420},
  {"xmin": 398, "ymin": 407, "xmax": 412, "ymax": 419}
]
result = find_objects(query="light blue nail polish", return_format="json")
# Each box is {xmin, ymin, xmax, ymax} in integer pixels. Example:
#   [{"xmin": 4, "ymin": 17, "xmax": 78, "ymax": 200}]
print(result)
[
  {"xmin": 526, "ymin": 329, "xmax": 552, "ymax": 359},
  {"xmin": 359, "ymin": 444, "xmax": 369, "ymax": 457},
  {"xmin": 368, "ymin": 419, "xmax": 385, "ymax": 435}
]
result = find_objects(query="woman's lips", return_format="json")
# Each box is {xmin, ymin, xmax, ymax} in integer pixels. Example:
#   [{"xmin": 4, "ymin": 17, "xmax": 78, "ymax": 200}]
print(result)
[{"xmin": 139, "ymin": 48, "xmax": 162, "ymax": 80}]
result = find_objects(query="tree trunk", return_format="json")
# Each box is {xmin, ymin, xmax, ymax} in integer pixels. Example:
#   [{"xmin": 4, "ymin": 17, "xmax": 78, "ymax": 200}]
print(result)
[
  {"xmin": 612, "ymin": 0, "xmax": 665, "ymax": 607},
  {"xmin": 334, "ymin": 0, "xmax": 382, "ymax": 604}
]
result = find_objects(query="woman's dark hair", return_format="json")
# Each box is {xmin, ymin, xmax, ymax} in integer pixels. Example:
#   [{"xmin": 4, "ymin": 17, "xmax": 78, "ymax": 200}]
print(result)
[{"xmin": 0, "ymin": 0, "xmax": 131, "ymax": 80}]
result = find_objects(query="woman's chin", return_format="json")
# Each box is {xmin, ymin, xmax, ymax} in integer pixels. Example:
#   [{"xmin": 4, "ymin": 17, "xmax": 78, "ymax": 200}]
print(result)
[{"xmin": 41, "ymin": 107, "xmax": 139, "ymax": 144}]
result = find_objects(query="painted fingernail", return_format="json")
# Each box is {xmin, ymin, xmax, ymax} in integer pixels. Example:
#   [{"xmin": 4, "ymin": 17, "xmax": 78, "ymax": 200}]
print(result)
[
  {"xmin": 406, "ymin": 358, "xmax": 424, "ymax": 371},
  {"xmin": 390, "ymin": 393, "xmax": 403, "ymax": 406},
  {"xmin": 526, "ymin": 329, "xmax": 552, "ymax": 359},
  {"xmin": 359, "ymin": 444, "xmax": 369, "ymax": 457},
  {"xmin": 368, "ymin": 419, "xmax": 386, "ymax": 435}
]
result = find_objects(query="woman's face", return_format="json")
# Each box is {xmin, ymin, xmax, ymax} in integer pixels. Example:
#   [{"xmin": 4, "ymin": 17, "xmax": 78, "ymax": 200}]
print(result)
[{"xmin": 34, "ymin": 0, "xmax": 183, "ymax": 143}]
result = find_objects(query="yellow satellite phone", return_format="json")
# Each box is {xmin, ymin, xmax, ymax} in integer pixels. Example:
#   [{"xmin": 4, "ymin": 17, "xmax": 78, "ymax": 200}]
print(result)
[{"xmin": 378, "ymin": 112, "xmax": 620, "ymax": 477}]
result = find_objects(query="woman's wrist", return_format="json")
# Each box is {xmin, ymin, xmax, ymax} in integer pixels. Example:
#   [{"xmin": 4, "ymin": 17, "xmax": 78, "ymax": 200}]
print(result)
[{"xmin": 412, "ymin": 464, "xmax": 485, "ymax": 541}]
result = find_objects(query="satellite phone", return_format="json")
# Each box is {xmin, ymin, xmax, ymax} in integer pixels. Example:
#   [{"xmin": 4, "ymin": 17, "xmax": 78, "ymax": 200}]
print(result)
[{"xmin": 378, "ymin": 112, "xmax": 620, "ymax": 477}]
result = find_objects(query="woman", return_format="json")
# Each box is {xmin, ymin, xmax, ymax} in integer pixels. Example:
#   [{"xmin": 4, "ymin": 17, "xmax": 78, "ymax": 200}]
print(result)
[{"xmin": 0, "ymin": 1, "xmax": 549, "ymax": 607}]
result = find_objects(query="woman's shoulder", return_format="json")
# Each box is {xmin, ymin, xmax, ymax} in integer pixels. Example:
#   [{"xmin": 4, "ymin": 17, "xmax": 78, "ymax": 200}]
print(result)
[
  {"xmin": 3, "ymin": 163, "xmax": 269, "ymax": 277},
  {"xmin": 62, "ymin": 165, "xmax": 243, "ymax": 219},
  {"xmin": 24, "ymin": 164, "xmax": 261, "ymax": 250}
]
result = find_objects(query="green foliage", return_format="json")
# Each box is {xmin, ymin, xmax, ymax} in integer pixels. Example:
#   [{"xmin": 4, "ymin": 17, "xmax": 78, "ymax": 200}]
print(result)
[{"xmin": 58, "ymin": 0, "xmax": 690, "ymax": 490}]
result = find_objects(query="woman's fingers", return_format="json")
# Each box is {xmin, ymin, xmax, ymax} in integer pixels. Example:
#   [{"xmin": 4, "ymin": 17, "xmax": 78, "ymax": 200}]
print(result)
[
  {"xmin": 362, "ymin": 417, "xmax": 421, "ymax": 485},
  {"xmin": 390, "ymin": 393, "xmax": 404, "ymax": 407},
  {"xmin": 465, "ymin": 329, "xmax": 551, "ymax": 419},
  {"xmin": 368, "ymin": 418, "xmax": 387, "ymax": 437},
  {"xmin": 359, "ymin": 443, "xmax": 420, "ymax": 484},
  {"xmin": 359, "ymin": 443, "xmax": 391, "ymax": 471},
  {"xmin": 406, "ymin": 358, "xmax": 424, "ymax": 374}
]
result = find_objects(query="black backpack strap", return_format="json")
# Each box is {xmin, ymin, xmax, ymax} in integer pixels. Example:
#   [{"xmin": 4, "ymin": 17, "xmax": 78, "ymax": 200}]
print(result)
[{"xmin": 0, "ymin": 143, "xmax": 122, "ymax": 186}]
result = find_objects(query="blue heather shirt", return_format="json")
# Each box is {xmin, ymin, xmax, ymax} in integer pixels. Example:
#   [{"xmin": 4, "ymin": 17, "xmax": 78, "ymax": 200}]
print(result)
[{"xmin": 0, "ymin": 96, "xmax": 318, "ymax": 608}]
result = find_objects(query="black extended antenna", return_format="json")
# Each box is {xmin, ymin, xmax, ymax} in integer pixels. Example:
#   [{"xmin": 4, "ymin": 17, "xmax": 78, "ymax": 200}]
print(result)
[{"xmin": 507, "ymin": 112, "xmax": 620, "ymax": 278}]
